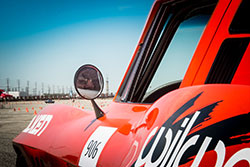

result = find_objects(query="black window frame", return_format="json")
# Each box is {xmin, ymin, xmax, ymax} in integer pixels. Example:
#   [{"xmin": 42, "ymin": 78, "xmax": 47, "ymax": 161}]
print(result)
[
  {"xmin": 115, "ymin": 0, "xmax": 218, "ymax": 103},
  {"xmin": 205, "ymin": 38, "xmax": 250, "ymax": 84},
  {"xmin": 229, "ymin": 0, "xmax": 250, "ymax": 34}
]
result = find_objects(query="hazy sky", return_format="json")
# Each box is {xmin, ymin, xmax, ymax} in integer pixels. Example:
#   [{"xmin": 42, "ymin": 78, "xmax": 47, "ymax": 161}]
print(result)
[{"xmin": 0, "ymin": 0, "xmax": 154, "ymax": 94}]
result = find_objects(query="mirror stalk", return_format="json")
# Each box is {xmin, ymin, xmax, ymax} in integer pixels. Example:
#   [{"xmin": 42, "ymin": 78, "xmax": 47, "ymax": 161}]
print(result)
[{"xmin": 91, "ymin": 99, "xmax": 105, "ymax": 119}]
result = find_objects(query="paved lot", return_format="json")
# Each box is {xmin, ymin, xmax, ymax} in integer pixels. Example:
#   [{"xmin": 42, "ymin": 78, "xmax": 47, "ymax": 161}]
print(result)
[{"xmin": 0, "ymin": 99, "xmax": 112, "ymax": 167}]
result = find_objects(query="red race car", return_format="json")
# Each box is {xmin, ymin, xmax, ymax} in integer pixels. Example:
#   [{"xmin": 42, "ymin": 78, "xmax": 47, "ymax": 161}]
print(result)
[
  {"xmin": 13, "ymin": 0, "xmax": 250, "ymax": 166},
  {"xmin": 0, "ymin": 89, "xmax": 13, "ymax": 99}
]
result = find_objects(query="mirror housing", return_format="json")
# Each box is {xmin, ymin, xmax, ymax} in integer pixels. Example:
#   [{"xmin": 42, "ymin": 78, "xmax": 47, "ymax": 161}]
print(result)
[
  {"xmin": 74, "ymin": 64, "xmax": 105, "ymax": 119},
  {"xmin": 74, "ymin": 64, "xmax": 104, "ymax": 100}
]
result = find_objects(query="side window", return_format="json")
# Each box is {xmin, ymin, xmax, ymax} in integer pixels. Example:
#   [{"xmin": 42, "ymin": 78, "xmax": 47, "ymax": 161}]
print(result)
[
  {"xmin": 115, "ymin": 1, "xmax": 218, "ymax": 103},
  {"xmin": 138, "ymin": 9, "xmax": 216, "ymax": 103},
  {"xmin": 205, "ymin": 38, "xmax": 250, "ymax": 84},
  {"xmin": 144, "ymin": 15, "xmax": 210, "ymax": 102}
]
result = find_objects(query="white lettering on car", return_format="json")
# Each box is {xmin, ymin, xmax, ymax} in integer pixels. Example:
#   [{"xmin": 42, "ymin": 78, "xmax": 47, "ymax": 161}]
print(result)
[
  {"xmin": 22, "ymin": 114, "xmax": 53, "ymax": 136},
  {"xmin": 135, "ymin": 111, "xmax": 250, "ymax": 166}
]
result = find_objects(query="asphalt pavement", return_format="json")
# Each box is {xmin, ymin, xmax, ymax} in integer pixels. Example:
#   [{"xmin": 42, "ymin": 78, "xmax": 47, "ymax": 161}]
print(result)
[{"xmin": 0, "ymin": 99, "xmax": 111, "ymax": 167}]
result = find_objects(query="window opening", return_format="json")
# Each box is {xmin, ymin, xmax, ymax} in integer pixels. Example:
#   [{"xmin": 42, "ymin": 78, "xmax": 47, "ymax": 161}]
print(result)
[
  {"xmin": 206, "ymin": 38, "xmax": 250, "ymax": 84},
  {"xmin": 229, "ymin": 0, "xmax": 250, "ymax": 34},
  {"xmin": 116, "ymin": 0, "xmax": 217, "ymax": 103}
]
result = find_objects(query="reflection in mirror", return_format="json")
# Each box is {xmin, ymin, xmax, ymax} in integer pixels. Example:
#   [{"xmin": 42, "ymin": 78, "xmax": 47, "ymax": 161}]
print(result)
[{"xmin": 74, "ymin": 64, "xmax": 104, "ymax": 100}]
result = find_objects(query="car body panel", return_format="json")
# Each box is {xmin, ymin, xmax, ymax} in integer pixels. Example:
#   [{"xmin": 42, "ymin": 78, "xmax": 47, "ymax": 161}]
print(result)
[{"xmin": 13, "ymin": 85, "xmax": 250, "ymax": 166}]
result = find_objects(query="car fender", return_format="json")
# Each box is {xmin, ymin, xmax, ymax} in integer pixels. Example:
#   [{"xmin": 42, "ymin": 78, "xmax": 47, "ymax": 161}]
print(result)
[
  {"xmin": 132, "ymin": 84, "xmax": 250, "ymax": 167},
  {"xmin": 13, "ymin": 104, "xmax": 97, "ymax": 165}
]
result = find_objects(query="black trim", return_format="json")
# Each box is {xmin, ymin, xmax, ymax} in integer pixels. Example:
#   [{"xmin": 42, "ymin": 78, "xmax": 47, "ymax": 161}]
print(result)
[
  {"xmin": 229, "ymin": 0, "xmax": 250, "ymax": 34},
  {"xmin": 206, "ymin": 38, "xmax": 250, "ymax": 84}
]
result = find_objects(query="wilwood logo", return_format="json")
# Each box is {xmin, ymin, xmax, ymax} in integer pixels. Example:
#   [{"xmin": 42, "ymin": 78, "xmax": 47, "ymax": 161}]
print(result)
[{"xmin": 135, "ymin": 111, "xmax": 250, "ymax": 166}]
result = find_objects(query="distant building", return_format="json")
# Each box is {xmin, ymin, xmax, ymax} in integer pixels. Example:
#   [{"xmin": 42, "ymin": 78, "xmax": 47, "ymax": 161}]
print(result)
[
  {"xmin": 8, "ymin": 91, "xmax": 20, "ymax": 98},
  {"xmin": 8, "ymin": 91, "xmax": 28, "ymax": 97}
]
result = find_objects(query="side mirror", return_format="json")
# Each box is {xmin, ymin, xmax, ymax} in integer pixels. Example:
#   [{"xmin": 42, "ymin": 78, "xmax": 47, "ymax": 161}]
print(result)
[
  {"xmin": 74, "ymin": 64, "xmax": 105, "ymax": 119},
  {"xmin": 74, "ymin": 64, "xmax": 104, "ymax": 100}
]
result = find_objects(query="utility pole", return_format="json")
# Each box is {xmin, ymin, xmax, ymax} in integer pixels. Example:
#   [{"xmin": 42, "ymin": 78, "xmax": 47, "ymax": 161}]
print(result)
[
  {"xmin": 35, "ymin": 82, "xmax": 37, "ymax": 96},
  {"xmin": 26, "ymin": 81, "xmax": 29, "ymax": 96},
  {"xmin": 42, "ymin": 83, "xmax": 44, "ymax": 95},
  {"xmin": 6, "ymin": 78, "xmax": 10, "ymax": 92},
  {"xmin": 17, "ymin": 79, "xmax": 20, "ymax": 92},
  {"xmin": 106, "ymin": 77, "xmax": 109, "ymax": 97}
]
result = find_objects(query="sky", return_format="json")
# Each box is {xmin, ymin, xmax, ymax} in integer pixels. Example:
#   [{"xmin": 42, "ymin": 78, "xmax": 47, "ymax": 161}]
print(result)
[{"xmin": 0, "ymin": 0, "xmax": 155, "ymax": 94}]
